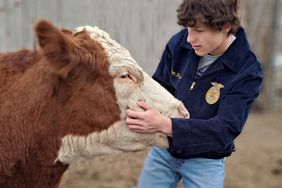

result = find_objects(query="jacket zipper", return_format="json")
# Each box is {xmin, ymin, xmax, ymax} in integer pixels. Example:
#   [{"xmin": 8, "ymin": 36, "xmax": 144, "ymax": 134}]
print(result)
[{"xmin": 190, "ymin": 81, "xmax": 196, "ymax": 90}]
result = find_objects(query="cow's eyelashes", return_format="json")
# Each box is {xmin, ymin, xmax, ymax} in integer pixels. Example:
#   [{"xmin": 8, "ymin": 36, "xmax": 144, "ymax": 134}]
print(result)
[
  {"xmin": 120, "ymin": 72, "xmax": 130, "ymax": 79},
  {"xmin": 118, "ymin": 72, "xmax": 138, "ymax": 83}
]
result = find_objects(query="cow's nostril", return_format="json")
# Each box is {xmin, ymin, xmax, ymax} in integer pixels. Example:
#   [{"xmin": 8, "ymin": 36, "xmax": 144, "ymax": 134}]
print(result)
[{"xmin": 178, "ymin": 107, "xmax": 189, "ymax": 118}]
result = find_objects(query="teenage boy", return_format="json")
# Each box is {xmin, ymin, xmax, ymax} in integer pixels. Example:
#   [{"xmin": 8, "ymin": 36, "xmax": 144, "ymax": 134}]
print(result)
[{"xmin": 126, "ymin": 0, "xmax": 263, "ymax": 187}]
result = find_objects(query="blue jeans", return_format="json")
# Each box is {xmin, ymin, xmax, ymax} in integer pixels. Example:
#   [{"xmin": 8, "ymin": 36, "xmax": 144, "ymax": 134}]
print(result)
[{"xmin": 137, "ymin": 147, "xmax": 225, "ymax": 188}]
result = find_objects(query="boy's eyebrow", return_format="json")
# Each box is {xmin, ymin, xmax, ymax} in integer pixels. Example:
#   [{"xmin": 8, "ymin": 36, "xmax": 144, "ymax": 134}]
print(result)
[{"xmin": 189, "ymin": 25, "xmax": 205, "ymax": 29}]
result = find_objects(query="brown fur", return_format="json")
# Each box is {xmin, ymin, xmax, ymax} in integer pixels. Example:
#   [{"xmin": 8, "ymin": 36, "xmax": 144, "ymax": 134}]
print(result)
[{"xmin": 0, "ymin": 20, "xmax": 120, "ymax": 188}]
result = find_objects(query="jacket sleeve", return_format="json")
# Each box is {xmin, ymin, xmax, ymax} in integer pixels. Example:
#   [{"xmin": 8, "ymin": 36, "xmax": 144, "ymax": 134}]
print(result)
[{"xmin": 170, "ymin": 64, "xmax": 263, "ymax": 155}]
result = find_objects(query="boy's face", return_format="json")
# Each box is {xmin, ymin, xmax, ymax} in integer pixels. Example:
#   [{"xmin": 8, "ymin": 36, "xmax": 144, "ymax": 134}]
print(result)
[{"xmin": 187, "ymin": 21, "xmax": 231, "ymax": 56}]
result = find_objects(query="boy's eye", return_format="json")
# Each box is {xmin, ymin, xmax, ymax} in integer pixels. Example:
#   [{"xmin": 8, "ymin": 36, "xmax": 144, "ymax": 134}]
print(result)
[{"xmin": 196, "ymin": 29, "xmax": 205, "ymax": 32}]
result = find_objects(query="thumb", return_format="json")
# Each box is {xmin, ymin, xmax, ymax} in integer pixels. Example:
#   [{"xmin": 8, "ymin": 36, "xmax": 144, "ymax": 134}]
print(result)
[{"xmin": 137, "ymin": 100, "xmax": 153, "ymax": 111}]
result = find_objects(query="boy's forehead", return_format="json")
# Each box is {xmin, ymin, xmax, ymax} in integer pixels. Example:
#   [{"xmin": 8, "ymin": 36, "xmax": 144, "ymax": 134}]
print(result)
[{"xmin": 189, "ymin": 19, "xmax": 209, "ymax": 28}]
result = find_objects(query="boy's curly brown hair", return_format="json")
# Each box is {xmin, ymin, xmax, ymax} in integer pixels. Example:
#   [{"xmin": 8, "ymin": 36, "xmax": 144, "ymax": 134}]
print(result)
[{"xmin": 177, "ymin": 0, "xmax": 241, "ymax": 34}]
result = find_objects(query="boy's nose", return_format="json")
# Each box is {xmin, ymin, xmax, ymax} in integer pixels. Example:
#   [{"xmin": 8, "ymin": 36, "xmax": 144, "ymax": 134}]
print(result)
[{"xmin": 187, "ymin": 33, "xmax": 195, "ymax": 43}]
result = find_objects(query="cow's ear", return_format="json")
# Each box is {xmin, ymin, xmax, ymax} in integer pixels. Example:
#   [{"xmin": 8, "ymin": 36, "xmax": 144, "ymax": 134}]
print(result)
[{"xmin": 35, "ymin": 20, "xmax": 77, "ymax": 69}]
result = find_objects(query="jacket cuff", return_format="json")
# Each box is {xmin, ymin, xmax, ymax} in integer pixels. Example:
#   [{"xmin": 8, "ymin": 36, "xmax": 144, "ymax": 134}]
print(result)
[{"xmin": 170, "ymin": 118, "xmax": 189, "ymax": 154}]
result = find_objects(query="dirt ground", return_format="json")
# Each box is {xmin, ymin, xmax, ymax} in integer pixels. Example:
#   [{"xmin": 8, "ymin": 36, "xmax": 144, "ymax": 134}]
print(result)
[{"xmin": 58, "ymin": 112, "xmax": 282, "ymax": 188}]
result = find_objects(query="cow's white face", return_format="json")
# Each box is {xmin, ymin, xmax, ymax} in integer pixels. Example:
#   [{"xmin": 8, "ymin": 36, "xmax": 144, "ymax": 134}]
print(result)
[
  {"xmin": 76, "ymin": 25, "xmax": 188, "ymax": 119},
  {"xmin": 56, "ymin": 26, "xmax": 189, "ymax": 164}
]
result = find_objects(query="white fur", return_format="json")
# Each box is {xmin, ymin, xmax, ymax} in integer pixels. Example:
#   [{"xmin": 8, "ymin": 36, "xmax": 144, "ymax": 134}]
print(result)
[
  {"xmin": 56, "ymin": 120, "xmax": 168, "ymax": 164},
  {"xmin": 56, "ymin": 26, "xmax": 188, "ymax": 164}
]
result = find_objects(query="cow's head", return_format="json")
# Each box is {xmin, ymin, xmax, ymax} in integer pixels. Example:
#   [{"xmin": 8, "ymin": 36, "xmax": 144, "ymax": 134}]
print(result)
[
  {"xmin": 74, "ymin": 25, "xmax": 189, "ymax": 120},
  {"xmin": 35, "ymin": 20, "xmax": 121, "ymax": 135},
  {"xmin": 34, "ymin": 20, "xmax": 189, "ymax": 164}
]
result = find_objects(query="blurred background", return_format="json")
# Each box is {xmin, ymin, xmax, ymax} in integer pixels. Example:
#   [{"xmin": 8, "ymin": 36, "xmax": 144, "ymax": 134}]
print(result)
[{"xmin": 0, "ymin": 0, "xmax": 281, "ymax": 187}]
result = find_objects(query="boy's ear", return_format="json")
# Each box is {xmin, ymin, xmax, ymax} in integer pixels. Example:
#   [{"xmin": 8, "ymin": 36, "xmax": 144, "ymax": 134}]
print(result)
[
  {"xmin": 34, "ymin": 19, "xmax": 78, "ymax": 69},
  {"xmin": 223, "ymin": 22, "xmax": 232, "ymax": 34}
]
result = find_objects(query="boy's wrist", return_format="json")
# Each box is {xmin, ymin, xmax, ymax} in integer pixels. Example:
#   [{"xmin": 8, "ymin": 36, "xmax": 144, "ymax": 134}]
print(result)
[{"xmin": 161, "ymin": 117, "xmax": 172, "ymax": 137}]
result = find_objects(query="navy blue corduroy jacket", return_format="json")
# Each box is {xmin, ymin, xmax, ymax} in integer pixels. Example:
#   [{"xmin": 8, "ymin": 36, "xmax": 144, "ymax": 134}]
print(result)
[{"xmin": 153, "ymin": 27, "xmax": 263, "ymax": 159}]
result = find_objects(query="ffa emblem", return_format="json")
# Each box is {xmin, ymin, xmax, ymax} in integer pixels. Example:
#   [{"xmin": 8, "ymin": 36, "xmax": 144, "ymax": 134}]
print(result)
[
  {"xmin": 171, "ymin": 69, "xmax": 182, "ymax": 79},
  {"xmin": 205, "ymin": 82, "xmax": 224, "ymax": 105}
]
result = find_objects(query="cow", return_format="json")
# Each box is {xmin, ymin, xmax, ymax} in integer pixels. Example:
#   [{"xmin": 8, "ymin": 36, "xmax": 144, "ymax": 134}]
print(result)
[{"xmin": 0, "ymin": 20, "xmax": 189, "ymax": 188}]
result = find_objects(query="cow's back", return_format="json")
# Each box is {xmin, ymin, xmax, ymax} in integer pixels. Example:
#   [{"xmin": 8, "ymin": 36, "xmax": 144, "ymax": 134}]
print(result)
[{"xmin": 0, "ymin": 50, "xmax": 37, "ymax": 91}]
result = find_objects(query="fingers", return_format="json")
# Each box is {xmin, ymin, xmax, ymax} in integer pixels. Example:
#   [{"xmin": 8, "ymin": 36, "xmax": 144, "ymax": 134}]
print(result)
[
  {"xmin": 127, "ymin": 125, "xmax": 145, "ymax": 132},
  {"xmin": 126, "ymin": 109, "xmax": 144, "ymax": 119},
  {"xmin": 127, "ymin": 124, "xmax": 155, "ymax": 133},
  {"xmin": 126, "ymin": 101, "xmax": 158, "ymax": 134},
  {"xmin": 126, "ymin": 112, "xmax": 152, "ymax": 133},
  {"xmin": 126, "ymin": 116, "xmax": 144, "ymax": 126},
  {"xmin": 126, "ymin": 110, "xmax": 146, "ymax": 131}
]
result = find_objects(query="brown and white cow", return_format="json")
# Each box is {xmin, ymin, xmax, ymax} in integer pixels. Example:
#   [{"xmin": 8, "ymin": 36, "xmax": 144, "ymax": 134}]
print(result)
[{"xmin": 0, "ymin": 20, "xmax": 188, "ymax": 188}]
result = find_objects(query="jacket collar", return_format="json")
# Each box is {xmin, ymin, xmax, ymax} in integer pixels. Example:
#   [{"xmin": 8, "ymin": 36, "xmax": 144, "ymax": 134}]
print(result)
[
  {"xmin": 220, "ymin": 27, "xmax": 250, "ymax": 73},
  {"xmin": 180, "ymin": 27, "xmax": 251, "ymax": 73}
]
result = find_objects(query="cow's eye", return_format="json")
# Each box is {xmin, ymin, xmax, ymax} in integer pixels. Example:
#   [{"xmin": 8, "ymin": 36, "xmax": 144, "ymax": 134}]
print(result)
[{"xmin": 120, "ymin": 72, "xmax": 129, "ymax": 78}]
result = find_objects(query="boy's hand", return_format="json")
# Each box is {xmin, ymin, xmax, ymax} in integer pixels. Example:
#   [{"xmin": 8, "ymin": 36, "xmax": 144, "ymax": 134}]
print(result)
[{"xmin": 126, "ymin": 100, "xmax": 172, "ymax": 136}]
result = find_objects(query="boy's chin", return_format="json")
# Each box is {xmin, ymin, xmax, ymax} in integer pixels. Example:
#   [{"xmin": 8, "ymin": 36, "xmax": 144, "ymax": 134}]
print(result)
[{"xmin": 194, "ymin": 50, "xmax": 208, "ymax": 56}]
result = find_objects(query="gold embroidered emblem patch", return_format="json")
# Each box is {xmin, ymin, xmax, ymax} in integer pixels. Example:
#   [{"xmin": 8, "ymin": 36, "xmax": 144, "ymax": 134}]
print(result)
[
  {"xmin": 171, "ymin": 69, "xmax": 182, "ymax": 79},
  {"xmin": 205, "ymin": 82, "xmax": 224, "ymax": 105}
]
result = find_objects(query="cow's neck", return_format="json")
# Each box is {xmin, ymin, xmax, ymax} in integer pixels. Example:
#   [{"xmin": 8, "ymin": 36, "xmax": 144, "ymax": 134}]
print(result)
[{"xmin": 0, "ymin": 54, "xmax": 70, "ymax": 187}]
